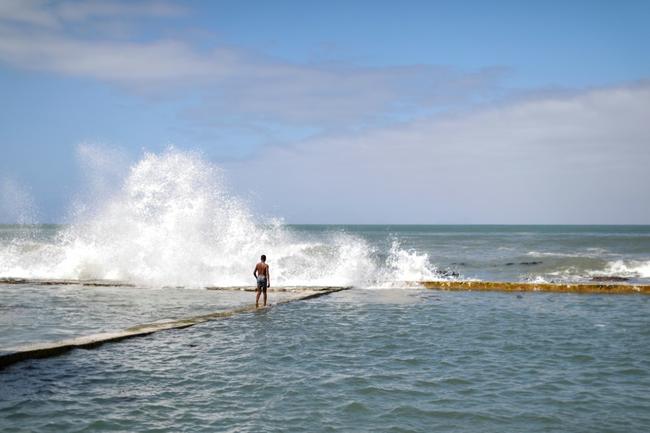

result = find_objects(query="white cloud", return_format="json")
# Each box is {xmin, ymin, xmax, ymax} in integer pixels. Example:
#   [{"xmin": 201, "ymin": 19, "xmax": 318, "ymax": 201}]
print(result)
[
  {"xmin": 55, "ymin": 0, "xmax": 184, "ymax": 21},
  {"xmin": 0, "ymin": 0, "xmax": 183, "ymax": 27},
  {"xmin": 190, "ymin": 63, "xmax": 504, "ymax": 126},
  {"xmin": 0, "ymin": 1, "xmax": 504, "ymax": 128},
  {"xmin": 227, "ymin": 83, "xmax": 650, "ymax": 224},
  {"xmin": 0, "ymin": 28, "xmax": 232, "ymax": 82},
  {"xmin": 0, "ymin": 0, "xmax": 58, "ymax": 28}
]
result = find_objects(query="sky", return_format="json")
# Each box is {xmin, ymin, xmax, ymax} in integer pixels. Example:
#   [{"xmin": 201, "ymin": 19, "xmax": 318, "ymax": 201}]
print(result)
[{"xmin": 0, "ymin": 0, "xmax": 649, "ymax": 224}]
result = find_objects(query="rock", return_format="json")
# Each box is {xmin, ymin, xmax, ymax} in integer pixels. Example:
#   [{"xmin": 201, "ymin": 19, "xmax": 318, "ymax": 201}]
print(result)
[
  {"xmin": 590, "ymin": 276, "xmax": 630, "ymax": 282},
  {"xmin": 437, "ymin": 269, "xmax": 460, "ymax": 278}
]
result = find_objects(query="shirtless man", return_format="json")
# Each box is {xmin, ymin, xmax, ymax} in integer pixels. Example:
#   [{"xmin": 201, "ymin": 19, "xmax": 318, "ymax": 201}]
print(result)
[{"xmin": 254, "ymin": 255, "xmax": 270, "ymax": 307}]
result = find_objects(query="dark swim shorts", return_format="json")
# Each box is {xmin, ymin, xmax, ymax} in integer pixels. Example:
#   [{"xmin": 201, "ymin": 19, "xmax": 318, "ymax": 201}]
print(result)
[{"xmin": 256, "ymin": 276, "xmax": 268, "ymax": 291}]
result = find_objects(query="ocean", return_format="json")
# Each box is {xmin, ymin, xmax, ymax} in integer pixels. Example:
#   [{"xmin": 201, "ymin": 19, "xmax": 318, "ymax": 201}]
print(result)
[
  {"xmin": 1, "ymin": 151, "xmax": 649, "ymax": 432},
  {"xmin": 1, "ymin": 224, "xmax": 650, "ymax": 287}
]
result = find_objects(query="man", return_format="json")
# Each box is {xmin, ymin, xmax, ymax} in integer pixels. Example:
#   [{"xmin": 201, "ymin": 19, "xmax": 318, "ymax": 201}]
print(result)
[{"xmin": 253, "ymin": 254, "xmax": 270, "ymax": 307}]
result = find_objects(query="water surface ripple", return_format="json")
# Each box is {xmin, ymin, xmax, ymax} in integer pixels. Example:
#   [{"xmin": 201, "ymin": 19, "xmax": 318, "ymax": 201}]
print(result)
[{"xmin": 1, "ymin": 290, "xmax": 649, "ymax": 432}]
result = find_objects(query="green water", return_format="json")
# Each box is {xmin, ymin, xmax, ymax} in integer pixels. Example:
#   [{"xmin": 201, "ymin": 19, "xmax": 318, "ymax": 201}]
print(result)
[{"xmin": 2, "ymin": 289, "xmax": 649, "ymax": 432}]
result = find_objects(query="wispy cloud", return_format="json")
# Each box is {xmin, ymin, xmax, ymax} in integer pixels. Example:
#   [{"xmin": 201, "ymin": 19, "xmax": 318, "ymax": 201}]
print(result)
[
  {"xmin": 0, "ymin": 0, "xmax": 505, "ymax": 130},
  {"xmin": 0, "ymin": 28, "xmax": 230, "ymax": 82},
  {"xmin": 0, "ymin": 0, "xmax": 184, "ymax": 28},
  {"xmin": 55, "ymin": 0, "xmax": 184, "ymax": 22},
  {"xmin": 228, "ymin": 83, "xmax": 650, "ymax": 223},
  {"xmin": 0, "ymin": 0, "xmax": 59, "ymax": 27}
]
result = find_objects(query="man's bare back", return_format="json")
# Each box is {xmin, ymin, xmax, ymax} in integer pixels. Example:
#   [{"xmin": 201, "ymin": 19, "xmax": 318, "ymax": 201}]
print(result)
[
  {"xmin": 253, "ymin": 255, "xmax": 270, "ymax": 307},
  {"xmin": 254, "ymin": 262, "xmax": 269, "ymax": 278}
]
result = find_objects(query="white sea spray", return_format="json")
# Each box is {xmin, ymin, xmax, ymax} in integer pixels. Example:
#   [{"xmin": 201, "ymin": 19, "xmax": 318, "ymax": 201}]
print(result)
[{"xmin": 0, "ymin": 149, "xmax": 438, "ymax": 287}]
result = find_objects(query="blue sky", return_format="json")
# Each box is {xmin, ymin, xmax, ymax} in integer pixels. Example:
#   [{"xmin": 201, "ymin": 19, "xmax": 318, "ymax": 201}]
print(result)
[
  {"xmin": 0, "ymin": 0, "xmax": 649, "ymax": 223},
  {"xmin": 192, "ymin": 0, "xmax": 649, "ymax": 87}
]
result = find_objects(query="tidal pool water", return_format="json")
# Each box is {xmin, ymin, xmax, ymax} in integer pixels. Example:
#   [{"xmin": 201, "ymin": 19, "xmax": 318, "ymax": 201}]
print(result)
[
  {"xmin": 0, "ymin": 284, "xmax": 300, "ymax": 348},
  {"xmin": 2, "ymin": 289, "xmax": 649, "ymax": 432},
  {"xmin": 3, "ymin": 138, "xmax": 650, "ymax": 433}
]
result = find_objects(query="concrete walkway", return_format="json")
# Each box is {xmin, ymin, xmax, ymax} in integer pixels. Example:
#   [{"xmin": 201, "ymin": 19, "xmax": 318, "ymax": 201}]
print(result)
[{"xmin": 0, "ymin": 287, "xmax": 348, "ymax": 370}]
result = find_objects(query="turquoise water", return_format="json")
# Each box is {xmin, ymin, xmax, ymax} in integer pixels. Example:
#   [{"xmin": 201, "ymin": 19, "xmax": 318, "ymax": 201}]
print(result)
[{"xmin": 2, "ymin": 289, "xmax": 650, "ymax": 432}]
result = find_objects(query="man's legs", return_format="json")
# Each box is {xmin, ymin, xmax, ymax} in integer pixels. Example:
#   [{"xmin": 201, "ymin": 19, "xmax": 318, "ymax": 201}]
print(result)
[
  {"xmin": 262, "ymin": 288, "xmax": 267, "ymax": 306},
  {"xmin": 255, "ymin": 288, "xmax": 261, "ymax": 307}
]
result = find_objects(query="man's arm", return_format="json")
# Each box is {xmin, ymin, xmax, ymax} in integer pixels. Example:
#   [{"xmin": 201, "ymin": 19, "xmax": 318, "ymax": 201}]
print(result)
[
  {"xmin": 266, "ymin": 266, "xmax": 270, "ymax": 287},
  {"xmin": 253, "ymin": 265, "xmax": 258, "ymax": 278}
]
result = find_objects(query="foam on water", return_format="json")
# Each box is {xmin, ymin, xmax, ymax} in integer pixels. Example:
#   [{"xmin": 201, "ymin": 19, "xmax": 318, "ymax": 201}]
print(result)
[
  {"xmin": 517, "ymin": 256, "xmax": 650, "ymax": 283},
  {"xmin": 591, "ymin": 260, "xmax": 650, "ymax": 279},
  {"xmin": 370, "ymin": 240, "xmax": 439, "ymax": 288},
  {"xmin": 0, "ymin": 150, "xmax": 439, "ymax": 287}
]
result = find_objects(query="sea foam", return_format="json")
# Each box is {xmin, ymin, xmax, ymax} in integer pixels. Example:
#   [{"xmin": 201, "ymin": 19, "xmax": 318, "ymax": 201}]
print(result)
[
  {"xmin": 0, "ymin": 149, "xmax": 439, "ymax": 287},
  {"xmin": 593, "ymin": 260, "xmax": 650, "ymax": 279}
]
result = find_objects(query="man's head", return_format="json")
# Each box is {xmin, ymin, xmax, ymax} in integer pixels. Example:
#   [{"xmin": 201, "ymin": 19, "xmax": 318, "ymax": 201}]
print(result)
[{"xmin": 261, "ymin": 254, "xmax": 266, "ymax": 262}]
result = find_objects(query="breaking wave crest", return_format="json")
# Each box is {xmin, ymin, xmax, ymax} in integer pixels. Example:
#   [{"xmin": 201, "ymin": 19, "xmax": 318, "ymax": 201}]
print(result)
[
  {"xmin": 0, "ymin": 150, "xmax": 441, "ymax": 287},
  {"xmin": 589, "ymin": 260, "xmax": 650, "ymax": 279}
]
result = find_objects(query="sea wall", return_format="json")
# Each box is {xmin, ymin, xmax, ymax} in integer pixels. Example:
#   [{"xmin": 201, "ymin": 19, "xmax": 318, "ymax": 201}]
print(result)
[
  {"xmin": 0, "ymin": 287, "xmax": 348, "ymax": 369},
  {"xmin": 420, "ymin": 280, "xmax": 650, "ymax": 294}
]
